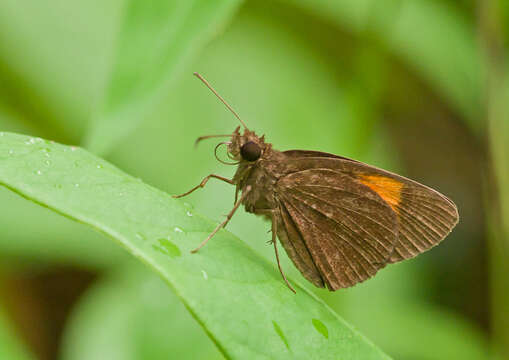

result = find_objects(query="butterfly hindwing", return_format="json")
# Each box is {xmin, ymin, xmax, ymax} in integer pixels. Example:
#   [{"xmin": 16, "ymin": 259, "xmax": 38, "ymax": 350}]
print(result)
[{"xmin": 273, "ymin": 206, "xmax": 325, "ymax": 288}]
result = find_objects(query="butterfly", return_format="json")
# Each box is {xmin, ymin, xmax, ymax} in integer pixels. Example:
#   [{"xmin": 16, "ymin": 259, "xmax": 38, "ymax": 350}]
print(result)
[{"xmin": 174, "ymin": 73, "xmax": 459, "ymax": 293}]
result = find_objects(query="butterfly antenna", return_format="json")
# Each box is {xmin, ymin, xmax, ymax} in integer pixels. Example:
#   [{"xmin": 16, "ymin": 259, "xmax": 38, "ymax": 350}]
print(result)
[
  {"xmin": 194, "ymin": 134, "xmax": 231, "ymax": 147},
  {"xmin": 193, "ymin": 72, "xmax": 248, "ymax": 129}
]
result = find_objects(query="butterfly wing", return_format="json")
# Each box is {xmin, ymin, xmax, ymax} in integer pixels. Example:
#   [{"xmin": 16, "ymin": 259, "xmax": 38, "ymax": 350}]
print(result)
[
  {"xmin": 279, "ymin": 150, "xmax": 458, "ymax": 284},
  {"xmin": 275, "ymin": 152, "xmax": 401, "ymax": 290},
  {"xmin": 273, "ymin": 206, "xmax": 326, "ymax": 288}
]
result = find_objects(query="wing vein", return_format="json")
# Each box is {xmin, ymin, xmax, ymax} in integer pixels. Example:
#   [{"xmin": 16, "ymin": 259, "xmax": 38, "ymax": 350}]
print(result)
[
  {"xmin": 288, "ymin": 187, "xmax": 394, "ymax": 259},
  {"xmin": 283, "ymin": 199, "xmax": 359, "ymax": 286},
  {"xmin": 282, "ymin": 193, "xmax": 378, "ymax": 279}
]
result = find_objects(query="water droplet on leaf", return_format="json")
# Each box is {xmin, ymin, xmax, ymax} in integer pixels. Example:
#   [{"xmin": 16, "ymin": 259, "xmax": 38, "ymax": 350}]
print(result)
[
  {"xmin": 312, "ymin": 319, "xmax": 329, "ymax": 339},
  {"xmin": 272, "ymin": 321, "xmax": 290, "ymax": 350},
  {"xmin": 174, "ymin": 227, "xmax": 183, "ymax": 233},
  {"xmin": 152, "ymin": 238, "xmax": 181, "ymax": 258},
  {"xmin": 41, "ymin": 148, "xmax": 51, "ymax": 157},
  {"xmin": 201, "ymin": 270, "xmax": 208, "ymax": 280}
]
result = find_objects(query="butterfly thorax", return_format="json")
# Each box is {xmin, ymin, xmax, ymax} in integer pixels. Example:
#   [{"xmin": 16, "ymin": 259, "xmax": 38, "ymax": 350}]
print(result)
[{"xmin": 229, "ymin": 131, "xmax": 286, "ymax": 216}]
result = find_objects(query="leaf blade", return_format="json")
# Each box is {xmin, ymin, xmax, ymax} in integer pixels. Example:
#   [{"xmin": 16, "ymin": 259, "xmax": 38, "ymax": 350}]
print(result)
[
  {"xmin": 0, "ymin": 132, "xmax": 391, "ymax": 359},
  {"xmin": 85, "ymin": 0, "xmax": 243, "ymax": 155},
  {"xmin": 61, "ymin": 266, "xmax": 223, "ymax": 360}
]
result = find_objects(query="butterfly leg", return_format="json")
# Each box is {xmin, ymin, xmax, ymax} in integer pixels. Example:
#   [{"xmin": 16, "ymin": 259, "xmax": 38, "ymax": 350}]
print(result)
[
  {"xmin": 256, "ymin": 209, "xmax": 296, "ymax": 294},
  {"xmin": 173, "ymin": 174, "xmax": 234, "ymax": 198},
  {"xmin": 271, "ymin": 218, "xmax": 297, "ymax": 294},
  {"xmin": 190, "ymin": 186, "xmax": 252, "ymax": 253}
]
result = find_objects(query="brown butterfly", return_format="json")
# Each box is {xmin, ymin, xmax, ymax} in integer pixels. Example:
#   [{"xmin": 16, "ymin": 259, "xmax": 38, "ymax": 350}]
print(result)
[{"xmin": 174, "ymin": 73, "xmax": 459, "ymax": 293}]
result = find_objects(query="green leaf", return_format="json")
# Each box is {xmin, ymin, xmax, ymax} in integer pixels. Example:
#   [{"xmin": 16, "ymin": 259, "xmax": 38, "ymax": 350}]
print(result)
[
  {"xmin": 85, "ymin": 0, "xmax": 243, "ymax": 155},
  {"xmin": 0, "ymin": 309, "xmax": 35, "ymax": 360},
  {"xmin": 345, "ymin": 300, "xmax": 490, "ymax": 360},
  {"xmin": 0, "ymin": 185, "xmax": 126, "ymax": 268},
  {"xmin": 0, "ymin": 0, "xmax": 123, "ymax": 143},
  {"xmin": 330, "ymin": 263, "xmax": 490, "ymax": 360},
  {"xmin": 284, "ymin": 0, "xmax": 482, "ymax": 129},
  {"xmin": 0, "ymin": 100, "xmax": 126, "ymax": 267},
  {"xmin": 486, "ymin": 60, "xmax": 509, "ymax": 357},
  {"xmin": 0, "ymin": 132, "xmax": 391, "ymax": 359},
  {"xmin": 61, "ymin": 266, "xmax": 223, "ymax": 360}
]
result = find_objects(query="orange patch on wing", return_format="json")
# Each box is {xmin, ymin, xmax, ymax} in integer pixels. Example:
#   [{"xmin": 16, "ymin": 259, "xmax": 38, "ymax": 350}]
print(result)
[{"xmin": 359, "ymin": 175, "xmax": 404, "ymax": 213}]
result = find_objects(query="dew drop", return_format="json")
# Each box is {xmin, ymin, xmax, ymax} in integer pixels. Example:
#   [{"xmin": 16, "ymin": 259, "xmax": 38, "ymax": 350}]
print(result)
[
  {"xmin": 272, "ymin": 321, "xmax": 290, "ymax": 350},
  {"xmin": 152, "ymin": 238, "xmax": 181, "ymax": 258},
  {"xmin": 186, "ymin": 211, "xmax": 193, "ymax": 217},
  {"xmin": 201, "ymin": 270, "xmax": 208, "ymax": 280},
  {"xmin": 70, "ymin": 146, "xmax": 77, "ymax": 152},
  {"xmin": 54, "ymin": 184, "xmax": 62, "ymax": 189},
  {"xmin": 312, "ymin": 319, "xmax": 329, "ymax": 339},
  {"xmin": 174, "ymin": 227, "xmax": 183, "ymax": 233},
  {"xmin": 8, "ymin": 149, "xmax": 14, "ymax": 155},
  {"xmin": 96, "ymin": 164, "xmax": 103, "ymax": 169},
  {"xmin": 119, "ymin": 192, "xmax": 124, "ymax": 196},
  {"xmin": 44, "ymin": 160, "xmax": 52, "ymax": 166},
  {"xmin": 0, "ymin": 132, "xmax": 4, "ymax": 136},
  {"xmin": 35, "ymin": 170, "xmax": 42, "ymax": 175},
  {"xmin": 135, "ymin": 233, "xmax": 145, "ymax": 241},
  {"xmin": 74, "ymin": 183, "xmax": 80, "ymax": 188},
  {"xmin": 41, "ymin": 148, "xmax": 51, "ymax": 157}
]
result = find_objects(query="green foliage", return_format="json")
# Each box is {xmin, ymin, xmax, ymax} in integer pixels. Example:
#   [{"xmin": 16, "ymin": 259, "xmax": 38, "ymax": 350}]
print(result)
[
  {"xmin": 0, "ymin": 132, "xmax": 391, "ymax": 359},
  {"xmin": 0, "ymin": 0, "xmax": 503, "ymax": 358},
  {"xmin": 285, "ymin": 0, "xmax": 483, "ymax": 129},
  {"xmin": 0, "ymin": 309, "xmax": 35, "ymax": 360},
  {"xmin": 85, "ymin": 0, "xmax": 243, "ymax": 155},
  {"xmin": 61, "ymin": 266, "xmax": 223, "ymax": 360}
]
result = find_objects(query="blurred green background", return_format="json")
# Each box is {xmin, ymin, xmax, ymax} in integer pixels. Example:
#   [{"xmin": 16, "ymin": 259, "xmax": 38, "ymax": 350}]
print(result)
[{"xmin": 0, "ymin": 0, "xmax": 508, "ymax": 359}]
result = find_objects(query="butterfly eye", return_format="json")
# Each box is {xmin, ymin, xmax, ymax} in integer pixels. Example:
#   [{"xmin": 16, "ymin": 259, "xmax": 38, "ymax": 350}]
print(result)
[{"xmin": 240, "ymin": 141, "xmax": 261, "ymax": 161}]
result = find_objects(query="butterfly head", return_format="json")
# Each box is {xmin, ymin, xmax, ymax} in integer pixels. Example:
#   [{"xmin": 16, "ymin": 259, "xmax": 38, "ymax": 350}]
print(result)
[{"xmin": 228, "ymin": 126, "xmax": 267, "ymax": 163}]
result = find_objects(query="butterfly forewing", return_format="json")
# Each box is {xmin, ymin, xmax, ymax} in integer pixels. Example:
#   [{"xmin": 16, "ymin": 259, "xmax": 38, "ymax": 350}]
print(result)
[
  {"xmin": 384, "ymin": 178, "xmax": 459, "ymax": 262},
  {"xmin": 276, "ymin": 164, "xmax": 399, "ymax": 290},
  {"xmin": 280, "ymin": 151, "xmax": 459, "ymax": 265}
]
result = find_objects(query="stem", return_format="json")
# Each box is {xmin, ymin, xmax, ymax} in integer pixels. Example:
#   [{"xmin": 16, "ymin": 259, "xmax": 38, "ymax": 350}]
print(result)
[{"xmin": 479, "ymin": 0, "xmax": 509, "ymax": 357}]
